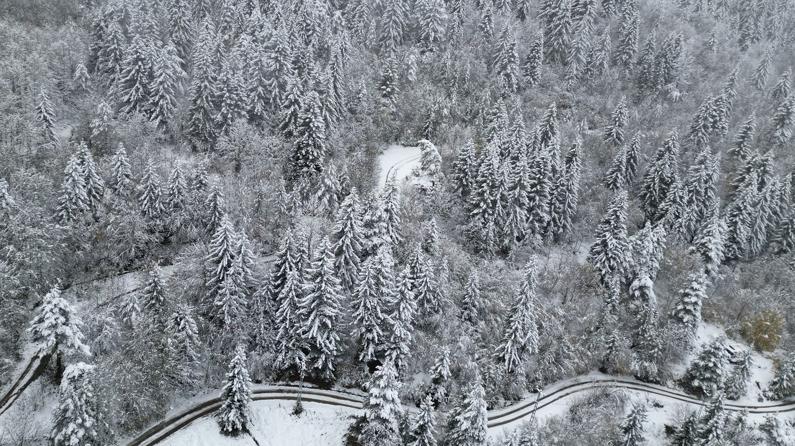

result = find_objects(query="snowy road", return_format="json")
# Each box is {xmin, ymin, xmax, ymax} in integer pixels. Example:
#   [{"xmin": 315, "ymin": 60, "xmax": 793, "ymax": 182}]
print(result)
[{"xmin": 122, "ymin": 374, "xmax": 795, "ymax": 446}]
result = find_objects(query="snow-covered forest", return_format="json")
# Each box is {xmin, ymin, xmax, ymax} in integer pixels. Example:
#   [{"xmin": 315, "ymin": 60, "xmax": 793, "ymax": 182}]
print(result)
[{"xmin": 1, "ymin": 0, "xmax": 795, "ymax": 444}]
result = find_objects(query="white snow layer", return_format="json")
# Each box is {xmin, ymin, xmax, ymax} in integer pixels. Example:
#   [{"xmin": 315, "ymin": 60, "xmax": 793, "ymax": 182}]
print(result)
[{"xmin": 376, "ymin": 144, "xmax": 422, "ymax": 191}]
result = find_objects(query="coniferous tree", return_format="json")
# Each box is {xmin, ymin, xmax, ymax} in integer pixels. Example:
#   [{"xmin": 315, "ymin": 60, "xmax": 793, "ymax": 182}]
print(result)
[
  {"xmin": 385, "ymin": 266, "xmax": 416, "ymax": 371},
  {"xmin": 203, "ymin": 184, "xmax": 226, "ymax": 237},
  {"xmin": 359, "ymin": 360, "xmax": 403, "ymax": 446},
  {"xmin": 149, "ymin": 41, "xmax": 185, "ymax": 129},
  {"xmin": 418, "ymin": 0, "xmax": 445, "ymax": 52},
  {"xmin": 640, "ymin": 132, "xmax": 680, "ymax": 223},
  {"xmin": 56, "ymin": 155, "xmax": 89, "ymax": 225},
  {"xmin": 614, "ymin": 2, "xmax": 639, "ymax": 70},
  {"xmin": 217, "ymin": 345, "xmax": 252, "ymax": 436},
  {"xmin": 552, "ymin": 141, "xmax": 581, "ymax": 240},
  {"xmin": 110, "ymin": 144, "xmax": 134, "ymax": 198},
  {"xmin": 290, "ymin": 91, "xmax": 327, "ymax": 181},
  {"xmin": 0, "ymin": 178, "xmax": 15, "ymax": 214},
  {"xmin": 674, "ymin": 148, "xmax": 719, "ymax": 241},
  {"xmin": 697, "ymin": 392, "xmax": 726, "ymax": 444},
  {"xmin": 35, "ymin": 88, "xmax": 56, "ymax": 141},
  {"xmin": 671, "ymin": 272, "xmax": 707, "ymax": 338},
  {"xmin": 382, "ymin": 177, "xmax": 403, "ymax": 248},
  {"xmin": 682, "ymin": 339, "xmax": 727, "ymax": 397},
  {"xmin": 603, "ymin": 97, "xmax": 628, "ymax": 146},
  {"xmin": 445, "ymin": 381, "xmax": 488, "ymax": 446},
  {"xmin": 542, "ymin": 0, "xmax": 573, "ymax": 64},
  {"xmin": 725, "ymin": 350, "xmax": 752, "ymax": 400},
  {"xmin": 268, "ymin": 228, "xmax": 302, "ymax": 304},
  {"xmin": 767, "ymin": 354, "xmax": 795, "ymax": 400},
  {"xmin": 138, "ymin": 160, "xmax": 164, "ymax": 222},
  {"xmin": 636, "ymin": 34, "xmax": 657, "ymax": 93},
  {"xmin": 275, "ymin": 269, "xmax": 308, "ymax": 375},
  {"xmin": 167, "ymin": 0, "xmax": 194, "ymax": 66},
  {"xmin": 423, "ymin": 218, "xmax": 440, "ymax": 255},
  {"xmin": 771, "ymin": 208, "xmax": 795, "ymax": 254},
  {"xmin": 205, "ymin": 214, "xmax": 237, "ymax": 306},
  {"xmin": 772, "ymin": 95, "xmax": 794, "ymax": 146},
  {"xmin": 493, "ymin": 25, "xmax": 520, "ymax": 92},
  {"xmin": 165, "ymin": 165, "xmax": 187, "ymax": 215},
  {"xmin": 410, "ymin": 394, "xmax": 437, "ymax": 446},
  {"xmin": 523, "ymin": 35, "xmax": 544, "ymax": 87},
  {"xmin": 332, "ymin": 190, "xmax": 363, "ymax": 290},
  {"xmin": 29, "ymin": 286, "xmax": 90, "ymax": 359},
  {"xmin": 771, "ymin": 68, "xmax": 792, "ymax": 101},
  {"xmin": 117, "ymin": 34, "xmax": 153, "ymax": 115},
  {"xmin": 75, "ymin": 142, "xmax": 105, "ymax": 214},
  {"xmin": 166, "ymin": 305, "xmax": 200, "ymax": 385},
  {"xmin": 186, "ymin": 20, "xmax": 218, "ymax": 144},
  {"xmin": 352, "ymin": 257, "xmax": 391, "ymax": 364},
  {"xmin": 751, "ymin": 49, "xmax": 771, "ymax": 91},
  {"xmin": 460, "ymin": 271, "xmax": 483, "ymax": 326},
  {"xmin": 618, "ymin": 403, "xmax": 647, "ymax": 446},
  {"xmin": 588, "ymin": 190, "xmax": 630, "ymax": 285},
  {"xmin": 452, "ymin": 141, "xmax": 477, "ymax": 197},
  {"xmin": 51, "ymin": 363, "xmax": 103, "ymax": 446},
  {"xmin": 671, "ymin": 411, "xmax": 699, "ymax": 446},
  {"xmin": 633, "ymin": 304, "xmax": 662, "ymax": 383},
  {"xmin": 605, "ymin": 146, "xmax": 627, "ymax": 191},
  {"xmin": 214, "ymin": 55, "xmax": 247, "ymax": 137},
  {"xmin": 379, "ymin": 0, "xmax": 407, "ymax": 53},
  {"xmin": 299, "ymin": 238, "xmax": 344, "ymax": 382},
  {"xmin": 141, "ymin": 265, "xmax": 167, "ymax": 319},
  {"xmin": 495, "ymin": 260, "xmax": 540, "ymax": 373}
]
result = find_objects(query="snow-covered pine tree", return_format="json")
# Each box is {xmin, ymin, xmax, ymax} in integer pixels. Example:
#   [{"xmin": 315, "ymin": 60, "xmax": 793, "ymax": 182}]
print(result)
[
  {"xmin": 697, "ymin": 391, "xmax": 726, "ymax": 444},
  {"xmin": 723, "ymin": 174, "xmax": 758, "ymax": 261},
  {"xmin": 691, "ymin": 206, "xmax": 726, "ymax": 276},
  {"xmin": 445, "ymin": 380, "xmax": 488, "ymax": 446},
  {"xmin": 203, "ymin": 183, "xmax": 226, "ymax": 237},
  {"xmin": 51, "ymin": 363, "xmax": 103, "ymax": 446},
  {"xmin": 214, "ymin": 259, "xmax": 247, "ymax": 329},
  {"xmin": 0, "ymin": 178, "xmax": 15, "ymax": 214},
  {"xmin": 771, "ymin": 68, "xmax": 792, "ymax": 101},
  {"xmin": 165, "ymin": 165, "xmax": 187, "ymax": 215},
  {"xmin": 618, "ymin": 403, "xmax": 647, "ymax": 446},
  {"xmin": 331, "ymin": 190, "xmax": 363, "ymax": 290},
  {"xmin": 315, "ymin": 163, "xmax": 342, "ymax": 216},
  {"xmin": 605, "ymin": 145, "xmax": 627, "ymax": 191},
  {"xmin": 385, "ymin": 266, "xmax": 416, "ymax": 370},
  {"xmin": 117, "ymin": 34, "xmax": 153, "ymax": 115},
  {"xmin": 771, "ymin": 208, "xmax": 795, "ymax": 254},
  {"xmin": 614, "ymin": 1, "xmax": 639, "ymax": 70},
  {"xmin": 167, "ymin": 0, "xmax": 194, "ymax": 66},
  {"xmin": 278, "ymin": 74, "xmax": 304, "ymax": 139},
  {"xmin": 542, "ymin": 0, "xmax": 573, "ymax": 64},
  {"xmin": 56, "ymin": 155, "xmax": 89, "ymax": 225},
  {"xmin": 523, "ymin": 35, "xmax": 544, "ymax": 87},
  {"xmin": 460, "ymin": 271, "xmax": 483, "ymax": 326},
  {"xmin": 493, "ymin": 24, "xmax": 520, "ymax": 93},
  {"xmin": 29, "ymin": 286, "xmax": 90, "ymax": 358},
  {"xmin": 205, "ymin": 214, "xmax": 237, "ymax": 306},
  {"xmin": 636, "ymin": 34, "xmax": 656, "ymax": 93},
  {"xmin": 410, "ymin": 394, "xmax": 436, "ymax": 446},
  {"xmin": 359, "ymin": 360, "xmax": 403, "ymax": 446},
  {"xmin": 640, "ymin": 132, "xmax": 680, "ymax": 223},
  {"xmin": 138, "ymin": 159, "xmax": 165, "ymax": 222},
  {"xmin": 166, "ymin": 305, "xmax": 200, "ymax": 385},
  {"xmin": 214, "ymin": 54, "xmax": 247, "ymax": 137},
  {"xmin": 275, "ymin": 269, "xmax": 308, "ymax": 376},
  {"xmin": 729, "ymin": 114, "xmax": 756, "ymax": 164},
  {"xmin": 148, "ymin": 41, "xmax": 185, "ymax": 129},
  {"xmin": 751, "ymin": 49, "xmax": 771, "ymax": 91},
  {"xmin": 724, "ymin": 349, "xmax": 752, "ymax": 400},
  {"xmin": 671, "ymin": 272, "xmax": 707, "ymax": 339},
  {"xmin": 604, "ymin": 97, "xmax": 628, "ymax": 146},
  {"xmin": 381, "ymin": 177, "xmax": 403, "ymax": 248},
  {"xmin": 217, "ymin": 345, "xmax": 252, "ymax": 436},
  {"xmin": 352, "ymin": 255, "xmax": 392, "ymax": 364},
  {"xmin": 35, "ymin": 87, "xmax": 56, "ymax": 142},
  {"xmin": 551, "ymin": 141, "xmax": 581, "ymax": 240},
  {"xmin": 633, "ymin": 304, "xmax": 662, "ymax": 383},
  {"xmin": 767, "ymin": 354, "xmax": 795, "ymax": 400},
  {"xmin": 417, "ymin": 139, "xmax": 443, "ymax": 179},
  {"xmin": 75, "ymin": 142, "xmax": 105, "ymax": 214},
  {"xmin": 674, "ymin": 147, "xmax": 719, "ymax": 242},
  {"xmin": 379, "ymin": 0, "xmax": 407, "ymax": 53},
  {"xmin": 588, "ymin": 189, "xmax": 630, "ymax": 286},
  {"xmin": 299, "ymin": 237, "xmax": 344, "ymax": 382},
  {"xmin": 428, "ymin": 348, "xmax": 451, "ymax": 405},
  {"xmin": 526, "ymin": 149, "xmax": 553, "ymax": 238},
  {"xmin": 495, "ymin": 259, "xmax": 540, "ymax": 373},
  {"xmin": 772, "ymin": 95, "xmax": 794, "ymax": 146},
  {"xmin": 290, "ymin": 90, "xmax": 327, "ymax": 181},
  {"xmin": 186, "ymin": 23, "xmax": 218, "ymax": 144},
  {"xmin": 418, "ymin": 0, "xmax": 445, "ymax": 52},
  {"xmin": 682, "ymin": 338, "xmax": 727, "ymax": 397},
  {"xmin": 422, "ymin": 218, "xmax": 440, "ymax": 255},
  {"xmin": 141, "ymin": 265, "xmax": 167, "ymax": 321},
  {"xmin": 110, "ymin": 143, "xmax": 133, "ymax": 198},
  {"xmin": 268, "ymin": 228, "xmax": 302, "ymax": 306}
]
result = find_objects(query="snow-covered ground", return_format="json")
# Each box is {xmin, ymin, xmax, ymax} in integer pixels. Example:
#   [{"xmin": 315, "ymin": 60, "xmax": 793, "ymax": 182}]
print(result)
[
  {"xmin": 159, "ymin": 401, "xmax": 359, "ymax": 446},
  {"xmin": 376, "ymin": 144, "xmax": 422, "ymax": 191}
]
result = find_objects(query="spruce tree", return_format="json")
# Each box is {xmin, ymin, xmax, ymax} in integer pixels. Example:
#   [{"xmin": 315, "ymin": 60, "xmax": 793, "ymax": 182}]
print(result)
[
  {"xmin": 691, "ymin": 207, "xmax": 726, "ymax": 276},
  {"xmin": 588, "ymin": 190, "xmax": 630, "ymax": 285},
  {"xmin": 141, "ymin": 265, "xmax": 167, "ymax": 319},
  {"xmin": 217, "ymin": 345, "xmax": 252, "ymax": 436},
  {"xmin": 186, "ymin": 19, "xmax": 218, "ymax": 144},
  {"xmin": 772, "ymin": 95, "xmax": 794, "ymax": 146},
  {"xmin": 352, "ymin": 257, "xmax": 390, "ymax": 364},
  {"xmin": 523, "ymin": 35, "xmax": 544, "ymax": 87},
  {"xmin": 29, "ymin": 286, "xmax": 90, "ymax": 358},
  {"xmin": 149, "ymin": 41, "xmax": 185, "ymax": 129},
  {"xmin": 445, "ymin": 381, "xmax": 488, "ymax": 446},
  {"xmin": 460, "ymin": 271, "xmax": 483, "ymax": 326},
  {"xmin": 605, "ymin": 146, "xmax": 627, "ymax": 191},
  {"xmin": 671, "ymin": 411, "xmax": 699, "ymax": 446},
  {"xmin": 138, "ymin": 159, "xmax": 164, "ymax": 222},
  {"xmin": 633, "ymin": 304, "xmax": 662, "ymax": 383},
  {"xmin": 214, "ymin": 55, "xmax": 247, "ymax": 137},
  {"xmin": 618, "ymin": 403, "xmax": 647, "ymax": 446},
  {"xmin": 767, "ymin": 354, "xmax": 795, "ymax": 400},
  {"xmin": 771, "ymin": 68, "xmax": 792, "ymax": 101},
  {"xmin": 429, "ymin": 348, "xmax": 451, "ymax": 405},
  {"xmin": 279, "ymin": 75, "xmax": 304, "ymax": 138},
  {"xmin": 418, "ymin": 0, "xmax": 445, "ymax": 52},
  {"xmin": 35, "ymin": 87, "xmax": 56, "ymax": 141},
  {"xmin": 422, "ymin": 218, "xmax": 440, "ymax": 255},
  {"xmin": 332, "ymin": 190, "xmax": 364, "ymax": 290},
  {"xmin": 675, "ymin": 148, "xmax": 719, "ymax": 242},
  {"xmin": 495, "ymin": 260, "xmax": 540, "ymax": 373},
  {"xmin": 205, "ymin": 214, "xmax": 238, "ymax": 306},
  {"xmin": 0, "ymin": 178, "xmax": 15, "ymax": 214},
  {"xmin": 110, "ymin": 144, "xmax": 134, "ymax": 198},
  {"xmin": 493, "ymin": 25, "xmax": 520, "ymax": 92},
  {"xmin": 166, "ymin": 305, "xmax": 200, "ymax": 385},
  {"xmin": 51, "ymin": 363, "xmax": 102, "ymax": 446},
  {"xmin": 385, "ymin": 266, "xmax": 416, "ymax": 371},
  {"xmin": 640, "ymin": 132, "xmax": 680, "ymax": 223},
  {"xmin": 671, "ymin": 272, "xmax": 707, "ymax": 338},
  {"xmin": 359, "ymin": 360, "xmax": 403, "ymax": 446},
  {"xmin": 614, "ymin": 2, "xmax": 639, "ymax": 70},
  {"xmin": 410, "ymin": 394, "xmax": 437, "ymax": 446},
  {"xmin": 542, "ymin": 0, "xmax": 573, "ymax": 64},
  {"xmin": 382, "ymin": 177, "xmax": 403, "ymax": 248},
  {"xmin": 275, "ymin": 269, "xmax": 308, "ymax": 375},
  {"xmin": 56, "ymin": 155, "xmax": 89, "ymax": 225},
  {"xmin": 299, "ymin": 238, "xmax": 344, "ymax": 382},
  {"xmin": 751, "ymin": 49, "xmax": 771, "ymax": 91},
  {"xmin": 697, "ymin": 392, "xmax": 726, "ymax": 444},
  {"xmin": 167, "ymin": 0, "xmax": 194, "ymax": 66},
  {"xmin": 724, "ymin": 349, "xmax": 752, "ymax": 400},
  {"xmin": 682, "ymin": 339, "xmax": 727, "ymax": 397},
  {"xmin": 268, "ymin": 228, "xmax": 302, "ymax": 305},
  {"xmin": 290, "ymin": 90, "xmax": 327, "ymax": 181},
  {"xmin": 75, "ymin": 142, "xmax": 105, "ymax": 213},
  {"xmin": 603, "ymin": 97, "xmax": 628, "ymax": 146},
  {"xmin": 165, "ymin": 165, "xmax": 187, "ymax": 214},
  {"xmin": 117, "ymin": 34, "xmax": 153, "ymax": 115},
  {"xmin": 203, "ymin": 184, "xmax": 226, "ymax": 237}
]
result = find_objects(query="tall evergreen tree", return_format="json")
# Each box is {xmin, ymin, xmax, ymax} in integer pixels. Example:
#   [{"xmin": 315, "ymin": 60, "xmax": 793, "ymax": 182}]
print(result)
[
  {"xmin": 110, "ymin": 144, "xmax": 133, "ymax": 198},
  {"xmin": 29, "ymin": 286, "xmax": 90, "ymax": 359},
  {"xmin": 772, "ymin": 95, "xmax": 794, "ymax": 146},
  {"xmin": 385, "ymin": 266, "xmax": 416, "ymax": 371},
  {"xmin": 275, "ymin": 269, "xmax": 308, "ymax": 375},
  {"xmin": 352, "ymin": 257, "xmax": 391, "ymax": 363},
  {"xmin": 671, "ymin": 272, "xmax": 707, "ymax": 338},
  {"xmin": 410, "ymin": 394, "xmax": 437, "ymax": 446},
  {"xmin": 138, "ymin": 160, "xmax": 165, "ymax": 221},
  {"xmin": 588, "ymin": 190, "xmax": 630, "ymax": 285},
  {"xmin": 618, "ymin": 403, "xmax": 647, "ymax": 446},
  {"xmin": 603, "ymin": 97, "xmax": 629, "ymax": 146},
  {"xmin": 359, "ymin": 360, "xmax": 403, "ymax": 446},
  {"xmin": 460, "ymin": 271, "xmax": 483, "ymax": 326},
  {"xmin": 186, "ymin": 20, "xmax": 218, "ymax": 144},
  {"xmin": 75, "ymin": 143, "xmax": 105, "ymax": 213},
  {"xmin": 640, "ymin": 132, "xmax": 680, "ymax": 223},
  {"xmin": 614, "ymin": 2, "xmax": 639, "ymax": 70},
  {"xmin": 35, "ymin": 88, "xmax": 56, "ymax": 141},
  {"xmin": 445, "ymin": 381, "xmax": 488, "ymax": 446},
  {"xmin": 495, "ymin": 260, "xmax": 540, "ymax": 373},
  {"xmin": 523, "ymin": 35, "xmax": 544, "ymax": 87},
  {"xmin": 149, "ymin": 41, "xmax": 185, "ymax": 129},
  {"xmin": 217, "ymin": 345, "xmax": 252, "ymax": 436},
  {"xmin": 51, "ymin": 363, "xmax": 103, "ymax": 446},
  {"xmin": 493, "ymin": 25, "xmax": 520, "ymax": 92},
  {"xmin": 117, "ymin": 34, "xmax": 153, "ymax": 115},
  {"xmin": 682, "ymin": 339, "xmax": 727, "ymax": 397},
  {"xmin": 56, "ymin": 155, "xmax": 89, "ymax": 225}
]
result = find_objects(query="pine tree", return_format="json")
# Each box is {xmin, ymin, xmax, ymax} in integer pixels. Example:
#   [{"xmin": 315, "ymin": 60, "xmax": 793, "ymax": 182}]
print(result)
[
  {"xmin": 214, "ymin": 259, "xmax": 247, "ymax": 328},
  {"xmin": 299, "ymin": 238, "xmax": 344, "ymax": 382},
  {"xmin": 633, "ymin": 304, "xmax": 663, "ymax": 383},
  {"xmin": 495, "ymin": 260, "xmax": 540, "ymax": 373},
  {"xmin": 671, "ymin": 272, "xmax": 707, "ymax": 338},
  {"xmin": 636, "ymin": 34, "xmax": 657, "ymax": 93},
  {"xmin": 75, "ymin": 143, "xmax": 105, "ymax": 213},
  {"xmin": 767, "ymin": 354, "xmax": 795, "ymax": 400},
  {"xmin": 268, "ymin": 228, "xmax": 302, "ymax": 307},
  {"xmin": 214, "ymin": 55, "xmax": 247, "ymax": 137},
  {"xmin": 751, "ymin": 49, "xmax": 771, "ymax": 91},
  {"xmin": 149, "ymin": 41, "xmax": 185, "ymax": 129},
  {"xmin": 682, "ymin": 339, "xmax": 727, "ymax": 397},
  {"xmin": 138, "ymin": 159, "xmax": 164, "ymax": 221},
  {"xmin": 29, "ymin": 286, "xmax": 90, "ymax": 357},
  {"xmin": 275, "ymin": 269, "xmax": 308, "ymax": 375},
  {"xmin": 771, "ymin": 68, "xmax": 792, "ymax": 101},
  {"xmin": 35, "ymin": 88, "xmax": 56, "ymax": 141},
  {"xmin": 352, "ymin": 257, "xmax": 391, "ymax": 364},
  {"xmin": 117, "ymin": 34, "xmax": 153, "ymax": 115},
  {"xmin": 410, "ymin": 394, "xmax": 437, "ymax": 446},
  {"xmin": 523, "ymin": 35, "xmax": 544, "ymax": 87},
  {"xmin": 166, "ymin": 305, "xmax": 200, "ymax": 385},
  {"xmin": 51, "ymin": 363, "xmax": 102, "ymax": 446},
  {"xmin": 725, "ymin": 349, "xmax": 752, "ymax": 400},
  {"xmin": 654, "ymin": 32, "xmax": 683, "ymax": 88},
  {"xmin": 141, "ymin": 265, "xmax": 167, "ymax": 319},
  {"xmin": 618, "ymin": 403, "xmax": 647, "ymax": 446},
  {"xmin": 723, "ymin": 174, "xmax": 758, "ymax": 261},
  {"xmin": 379, "ymin": 0, "xmax": 407, "ymax": 53},
  {"xmin": 290, "ymin": 90, "xmax": 327, "ymax": 180},
  {"xmin": 359, "ymin": 360, "xmax": 402, "ymax": 446},
  {"xmin": 697, "ymin": 392, "xmax": 726, "ymax": 444},
  {"xmin": 588, "ymin": 190, "xmax": 630, "ymax": 285},
  {"xmin": 614, "ymin": 2, "xmax": 639, "ymax": 70},
  {"xmin": 670, "ymin": 411, "xmax": 699, "ymax": 446},
  {"xmin": 0, "ymin": 178, "xmax": 15, "ymax": 214},
  {"xmin": 418, "ymin": 0, "xmax": 446, "ymax": 52},
  {"xmin": 493, "ymin": 25, "xmax": 520, "ymax": 92},
  {"xmin": 203, "ymin": 184, "xmax": 226, "ymax": 237},
  {"xmin": 332, "ymin": 190, "xmax": 364, "ymax": 290},
  {"xmin": 96, "ymin": 18, "xmax": 125, "ymax": 86},
  {"xmin": 675, "ymin": 148, "xmax": 719, "ymax": 241},
  {"xmin": 217, "ymin": 345, "xmax": 252, "ymax": 436},
  {"xmin": 445, "ymin": 381, "xmax": 488, "ymax": 446},
  {"xmin": 56, "ymin": 155, "xmax": 89, "ymax": 225},
  {"xmin": 542, "ymin": 0, "xmax": 573, "ymax": 64},
  {"xmin": 640, "ymin": 132, "xmax": 680, "ymax": 223},
  {"xmin": 90, "ymin": 100, "xmax": 113, "ymax": 139},
  {"xmin": 110, "ymin": 144, "xmax": 134, "ymax": 198},
  {"xmin": 381, "ymin": 177, "xmax": 403, "ymax": 248},
  {"xmin": 460, "ymin": 271, "xmax": 483, "ymax": 326},
  {"xmin": 605, "ymin": 146, "xmax": 627, "ymax": 191},
  {"xmin": 165, "ymin": 165, "xmax": 187, "ymax": 214},
  {"xmin": 429, "ymin": 348, "xmax": 451, "ymax": 405},
  {"xmin": 772, "ymin": 95, "xmax": 794, "ymax": 146},
  {"xmin": 691, "ymin": 207, "xmax": 726, "ymax": 276},
  {"xmin": 385, "ymin": 266, "xmax": 416, "ymax": 370},
  {"xmin": 771, "ymin": 208, "xmax": 795, "ymax": 254},
  {"xmin": 604, "ymin": 97, "xmax": 629, "ymax": 146},
  {"xmin": 186, "ymin": 20, "xmax": 218, "ymax": 144},
  {"xmin": 205, "ymin": 214, "xmax": 238, "ymax": 305}
]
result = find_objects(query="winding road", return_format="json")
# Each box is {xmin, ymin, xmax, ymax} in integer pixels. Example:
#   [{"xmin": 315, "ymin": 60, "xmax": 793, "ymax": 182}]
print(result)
[{"xmin": 119, "ymin": 374, "xmax": 795, "ymax": 446}]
